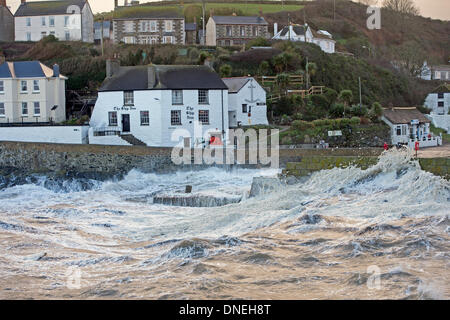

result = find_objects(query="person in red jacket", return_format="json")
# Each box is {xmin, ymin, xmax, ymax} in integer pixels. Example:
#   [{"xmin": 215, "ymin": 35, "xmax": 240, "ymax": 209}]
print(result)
[{"xmin": 383, "ymin": 142, "xmax": 389, "ymax": 151}]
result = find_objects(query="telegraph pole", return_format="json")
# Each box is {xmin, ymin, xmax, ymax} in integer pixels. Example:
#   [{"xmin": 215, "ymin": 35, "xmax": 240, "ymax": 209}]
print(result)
[
  {"xmin": 202, "ymin": 0, "xmax": 206, "ymax": 45},
  {"xmin": 359, "ymin": 77, "xmax": 362, "ymax": 108}
]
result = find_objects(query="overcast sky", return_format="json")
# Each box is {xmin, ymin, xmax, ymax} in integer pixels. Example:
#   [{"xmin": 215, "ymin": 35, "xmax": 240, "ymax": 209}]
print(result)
[{"xmin": 6, "ymin": 0, "xmax": 450, "ymax": 21}]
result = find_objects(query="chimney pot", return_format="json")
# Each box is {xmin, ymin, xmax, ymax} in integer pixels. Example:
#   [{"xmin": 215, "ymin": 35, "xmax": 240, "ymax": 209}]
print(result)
[{"xmin": 21, "ymin": 0, "xmax": 26, "ymax": 4}]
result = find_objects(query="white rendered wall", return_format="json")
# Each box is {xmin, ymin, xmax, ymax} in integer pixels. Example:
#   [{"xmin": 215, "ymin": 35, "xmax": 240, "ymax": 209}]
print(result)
[{"xmin": 0, "ymin": 125, "xmax": 88, "ymax": 144}]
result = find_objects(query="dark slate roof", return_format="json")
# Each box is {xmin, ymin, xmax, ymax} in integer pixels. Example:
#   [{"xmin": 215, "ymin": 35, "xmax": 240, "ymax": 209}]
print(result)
[
  {"xmin": 0, "ymin": 62, "xmax": 12, "ymax": 78},
  {"xmin": 383, "ymin": 108, "xmax": 430, "ymax": 124},
  {"xmin": 100, "ymin": 65, "xmax": 228, "ymax": 92},
  {"xmin": 431, "ymin": 84, "xmax": 450, "ymax": 94},
  {"xmin": 185, "ymin": 22, "xmax": 197, "ymax": 31},
  {"xmin": 14, "ymin": 0, "xmax": 87, "ymax": 17},
  {"xmin": 279, "ymin": 25, "xmax": 307, "ymax": 37},
  {"xmin": 222, "ymin": 77, "xmax": 251, "ymax": 93},
  {"xmin": 0, "ymin": 61, "xmax": 66, "ymax": 79},
  {"xmin": 212, "ymin": 16, "xmax": 267, "ymax": 25},
  {"xmin": 113, "ymin": 8, "xmax": 183, "ymax": 20}
]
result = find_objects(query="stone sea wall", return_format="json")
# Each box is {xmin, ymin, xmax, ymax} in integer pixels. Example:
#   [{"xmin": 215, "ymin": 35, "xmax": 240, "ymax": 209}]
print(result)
[{"xmin": 283, "ymin": 156, "xmax": 450, "ymax": 180}]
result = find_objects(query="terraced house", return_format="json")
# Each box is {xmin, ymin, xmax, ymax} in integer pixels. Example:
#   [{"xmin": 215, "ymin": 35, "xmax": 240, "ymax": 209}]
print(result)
[
  {"xmin": 112, "ymin": 8, "xmax": 185, "ymax": 45},
  {"xmin": 206, "ymin": 14, "xmax": 269, "ymax": 46},
  {"xmin": 14, "ymin": 0, "xmax": 94, "ymax": 42}
]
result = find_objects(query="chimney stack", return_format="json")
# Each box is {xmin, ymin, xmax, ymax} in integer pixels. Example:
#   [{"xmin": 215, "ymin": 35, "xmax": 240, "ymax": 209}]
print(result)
[
  {"xmin": 259, "ymin": 8, "xmax": 263, "ymax": 17},
  {"xmin": 209, "ymin": 9, "xmax": 213, "ymax": 17},
  {"xmin": 106, "ymin": 59, "xmax": 120, "ymax": 78},
  {"xmin": 274, "ymin": 23, "xmax": 277, "ymax": 36},
  {"xmin": 21, "ymin": 0, "xmax": 26, "ymax": 4},
  {"xmin": 114, "ymin": 0, "xmax": 118, "ymax": 9},
  {"xmin": 0, "ymin": 0, "xmax": 6, "ymax": 7},
  {"xmin": 53, "ymin": 64, "xmax": 60, "ymax": 78}
]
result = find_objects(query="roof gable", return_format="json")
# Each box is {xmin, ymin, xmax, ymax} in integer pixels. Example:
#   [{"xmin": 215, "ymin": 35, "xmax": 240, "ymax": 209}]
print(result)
[
  {"xmin": 222, "ymin": 77, "xmax": 251, "ymax": 93},
  {"xmin": 14, "ymin": 0, "xmax": 86, "ymax": 17},
  {"xmin": 0, "ymin": 61, "xmax": 66, "ymax": 79}
]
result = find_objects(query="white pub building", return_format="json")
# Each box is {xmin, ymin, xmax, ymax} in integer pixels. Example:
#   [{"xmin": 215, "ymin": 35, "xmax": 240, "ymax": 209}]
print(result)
[{"xmin": 89, "ymin": 61, "xmax": 230, "ymax": 147}]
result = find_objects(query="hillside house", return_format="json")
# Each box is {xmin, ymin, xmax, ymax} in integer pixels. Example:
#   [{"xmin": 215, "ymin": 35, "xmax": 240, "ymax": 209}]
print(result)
[
  {"xmin": 222, "ymin": 77, "xmax": 268, "ymax": 127},
  {"xmin": 424, "ymin": 84, "xmax": 450, "ymax": 133},
  {"xmin": 272, "ymin": 23, "xmax": 335, "ymax": 54},
  {"xmin": 0, "ymin": 0, "xmax": 14, "ymax": 42},
  {"xmin": 14, "ymin": 0, "xmax": 94, "ymax": 42},
  {"xmin": 0, "ymin": 61, "xmax": 67, "ymax": 124},
  {"xmin": 89, "ymin": 60, "xmax": 229, "ymax": 147},
  {"xmin": 206, "ymin": 15, "xmax": 269, "ymax": 47},
  {"xmin": 381, "ymin": 107, "xmax": 441, "ymax": 148},
  {"xmin": 112, "ymin": 8, "xmax": 185, "ymax": 45}
]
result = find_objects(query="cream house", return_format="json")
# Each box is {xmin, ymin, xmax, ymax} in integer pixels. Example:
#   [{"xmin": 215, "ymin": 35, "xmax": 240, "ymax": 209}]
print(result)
[
  {"xmin": 0, "ymin": 61, "xmax": 67, "ymax": 123},
  {"xmin": 14, "ymin": 0, "xmax": 94, "ymax": 42}
]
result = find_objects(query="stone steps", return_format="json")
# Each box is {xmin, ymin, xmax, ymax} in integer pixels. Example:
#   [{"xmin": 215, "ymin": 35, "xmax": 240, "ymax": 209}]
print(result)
[{"xmin": 119, "ymin": 134, "xmax": 146, "ymax": 146}]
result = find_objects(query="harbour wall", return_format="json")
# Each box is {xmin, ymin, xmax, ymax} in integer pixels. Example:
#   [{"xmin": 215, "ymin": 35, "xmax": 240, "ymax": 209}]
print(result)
[
  {"xmin": 282, "ymin": 156, "xmax": 450, "ymax": 180},
  {"xmin": 1, "ymin": 141, "xmax": 447, "ymax": 180}
]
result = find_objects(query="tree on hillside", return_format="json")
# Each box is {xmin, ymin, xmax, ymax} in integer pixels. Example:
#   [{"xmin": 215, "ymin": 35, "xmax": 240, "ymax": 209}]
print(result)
[
  {"xmin": 219, "ymin": 64, "xmax": 232, "ymax": 77},
  {"xmin": 383, "ymin": 0, "xmax": 419, "ymax": 15},
  {"xmin": 338, "ymin": 90, "xmax": 353, "ymax": 107}
]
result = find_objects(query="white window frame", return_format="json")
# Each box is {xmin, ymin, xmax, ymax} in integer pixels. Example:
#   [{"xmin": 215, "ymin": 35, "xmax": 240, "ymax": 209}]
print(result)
[
  {"xmin": 33, "ymin": 102, "xmax": 40, "ymax": 116},
  {"xmin": 171, "ymin": 110, "xmax": 182, "ymax": 126},
  {"xmin": 163, "ymin": 36, "xmax": 174, "ymax": 44},
  {"xmin": 226, "ymin": 26, "xmax": 232, "ymax": 36},
  {"xmin": 64, "ymin": 16, "xmax": 69, "ymax": 27},
  {"xmin": 22, "ymin": 102, "xmax": 28, "ymax": 116},
  {"xmin": 41, "ymin": 17, "xmax": 46, "ymax": 26},
  {"xmin": 109, "ymin": 111, "xmax": 118, "ymax": 126},
  {"xmin": 140, "ymin": 111, "xmax": 149, "ymax": 126},
  {"xmin": 65, "ymin": 31, "xmax": 70, "ymax": 40},
  {"xmin": 0, "ymin": 102, "xmax": 5, "ymax": 117},
  {"xmin": 172, "ymin": 90, "xmax": 183, "ymax": 105},
  {"xmin": 26, "ymin": 18, "xmax": 31, "ymax": 27},
  {"xmin": 240, "ymin": 26, "xmax": 245, "ymax": 36},
  {"xmin": 27, "ymin": 32, "xmax": 31, "ymax": 41},
  {"xmin": 41, "ymin": 31, "xmax": 47, "ymax": 39},
  {"xmin": 124, "ymin": 21, "xmax": 134, "ymax": 33},
  {"xmin": 198, "ymin": 110, "xmax": 209, "ymax": 125},
  {"xmin": 198, "ymin": 90, "xmax": 209, "ymax": 105},
  {"xmin": 165, "ymin": 20, "xmax": 173, "ymax": 32},
  {"xmin": 124, "ymin": 91, "xmax": 134, "ymax": 105},
  {"xmin": 0, "ymin": 80, "xmax": 4, "ymax": 93},
  {"xmin": 33, "ymin": 80, "xmax": 40, "ymax": 92},
  {"xmin": 150, "ymin": 20, "xmax": 157, "ymax": 32},
  {"xmin": 49, "ymin": 16, "xmax": 55, "ymax": 27},
  {"xmin": 21, "ymin": 80, "xmax": 27, "ymax": 93}
]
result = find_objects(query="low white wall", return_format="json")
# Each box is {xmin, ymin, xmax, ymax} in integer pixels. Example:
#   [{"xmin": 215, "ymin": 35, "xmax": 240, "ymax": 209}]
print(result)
[
  {"xmin": 88, "ymin": 128, "xmax": 131, "ymax": 146},
  {"xmin": 0, "ymin": 126, "xmax": 89, "ymax": 144}
]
